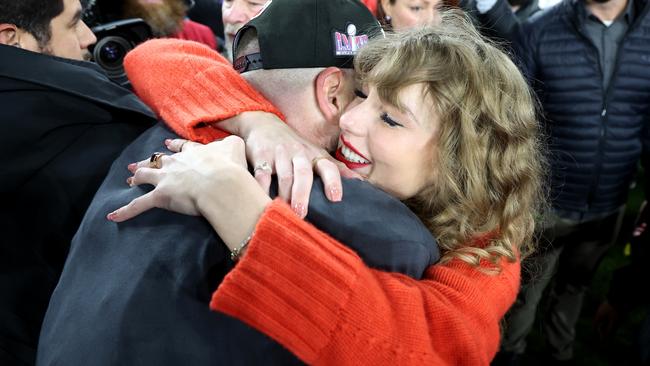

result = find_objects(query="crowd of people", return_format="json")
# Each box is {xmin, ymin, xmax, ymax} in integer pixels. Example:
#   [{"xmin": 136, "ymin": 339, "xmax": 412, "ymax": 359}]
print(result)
[{"xmin": 1, "ymin": 0, "xmax": 649, "ymax": 365}]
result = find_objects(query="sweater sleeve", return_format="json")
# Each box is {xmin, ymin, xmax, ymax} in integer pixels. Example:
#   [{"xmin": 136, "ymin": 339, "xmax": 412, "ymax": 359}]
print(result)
[
  {"xmin": 124, "ymin": 39, "xmax": 285, "ymax": 144},
  {"xmin": 210, "ymin": 199, "xmax": 521, "ymax": 366}
]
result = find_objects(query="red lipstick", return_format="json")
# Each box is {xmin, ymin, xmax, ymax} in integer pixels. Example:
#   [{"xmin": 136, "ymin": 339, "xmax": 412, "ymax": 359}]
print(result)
[{"xmin": 336, "ymin": 136, "xmax": 371, "ymax": 169}]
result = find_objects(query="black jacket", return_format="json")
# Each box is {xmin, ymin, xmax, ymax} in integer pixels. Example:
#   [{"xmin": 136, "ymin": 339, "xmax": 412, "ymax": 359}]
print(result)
[
  {"xmin": 513, "ymin": 0, "xmax": 650, "ymax": 216},
  {"xmin": 0, "ymin": 45, "xmax": 155, "ymax": 365},
  {"xmin": 477, "ymin": 0, "xmax": 540, "ymax": 42},
  {"xmin": 37, "ymin": 123, "xmax": 439, "ymax": 366}
]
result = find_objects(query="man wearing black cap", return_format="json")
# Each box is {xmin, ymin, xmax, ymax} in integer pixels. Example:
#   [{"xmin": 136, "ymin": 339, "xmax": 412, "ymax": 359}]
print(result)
[{"xmin": 37, "ymin": 1, "xmax": 438, "ymax": 365}]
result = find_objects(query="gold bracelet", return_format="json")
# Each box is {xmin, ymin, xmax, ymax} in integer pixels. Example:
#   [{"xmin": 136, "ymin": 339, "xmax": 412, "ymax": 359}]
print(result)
[{"xmin": 230, "ymin": 231, "xmax": 254, "ymax": 262}]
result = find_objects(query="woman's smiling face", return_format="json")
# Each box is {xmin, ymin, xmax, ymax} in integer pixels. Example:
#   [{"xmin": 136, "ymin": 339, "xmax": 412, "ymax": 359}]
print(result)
[{"xmin": 336, "ymin": 83, "xmax": 439, "ymax": 199}]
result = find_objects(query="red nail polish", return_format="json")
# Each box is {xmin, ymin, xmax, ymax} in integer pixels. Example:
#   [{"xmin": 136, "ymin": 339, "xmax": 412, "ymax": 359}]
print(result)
[
  {"xmin": 107, "ymin": 211, "xmax": 117, "ymax": 221},
  {"xmin": 127, "ymin": 163, "xmax": 137, "ymax": 172}
]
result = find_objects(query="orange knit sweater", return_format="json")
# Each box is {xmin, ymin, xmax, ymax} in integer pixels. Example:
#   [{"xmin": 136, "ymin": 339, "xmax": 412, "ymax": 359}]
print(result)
[{"xmin": 125, "ymin": 39, "xmax": 521, "ymax": 366}]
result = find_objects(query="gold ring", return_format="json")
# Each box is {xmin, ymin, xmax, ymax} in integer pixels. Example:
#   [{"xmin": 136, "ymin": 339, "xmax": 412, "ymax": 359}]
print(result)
[
  {"xmin": 149, "ymin": 152, "xmax": 166, "ymax": 169},
  {"xmin": 178, "ymin": 141, "xmax": 189, "ymax": 152},
  {"xmin": 253, "ymin": 161, "xmax": 272, "ymax": 175},
  {"xmin": 312, "ymin": 156, "xmax": 329, "ymax": 168}
]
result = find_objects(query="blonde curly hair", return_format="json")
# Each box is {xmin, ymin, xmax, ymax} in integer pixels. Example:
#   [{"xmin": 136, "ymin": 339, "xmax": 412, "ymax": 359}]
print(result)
[{"xmin": 354, "ymin": 11, "xmax": 547, "ymax": 271}]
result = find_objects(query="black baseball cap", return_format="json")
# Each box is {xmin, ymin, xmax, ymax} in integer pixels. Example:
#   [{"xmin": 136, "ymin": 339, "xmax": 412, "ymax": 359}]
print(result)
[{"xmin": 233, "ymin": 0, "xmax": 382, "ymax": 73}]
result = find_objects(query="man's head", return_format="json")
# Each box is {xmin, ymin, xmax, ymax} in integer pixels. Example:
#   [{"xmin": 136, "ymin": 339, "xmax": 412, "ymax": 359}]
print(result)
[
  {"xmin": 232, "ymin": 0, "xmax": 381, "ymax": 151},
  {"xmin": 222, "ymin": 0, "xmax": 268, "ymax": 60},
  {"xmin": 0, "ymin": 0, "xmax": 96, "ymax": 61}
]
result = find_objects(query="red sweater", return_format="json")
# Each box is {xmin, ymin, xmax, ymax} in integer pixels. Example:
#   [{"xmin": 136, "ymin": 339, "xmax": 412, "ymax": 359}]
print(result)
[
  {"xmin": 173, "ymin": 19, "xmax": 217, "ymax": 50},
  {"xmin": 124, "ymin": 39, "xmax": 521, "ymax": 366}
]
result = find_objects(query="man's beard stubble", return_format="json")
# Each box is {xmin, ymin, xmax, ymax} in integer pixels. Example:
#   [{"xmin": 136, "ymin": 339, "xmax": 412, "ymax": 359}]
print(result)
[
  {"xmin": 40, "ymin": 44, "xmax": 92, "ymax": 62},
  {"xmin": 223, "ymin": 23, "xmax": 244, "ymax": 61},
  {"xmin": 123, "ymin": 0, "xmax": 187, "ymax": 37}
]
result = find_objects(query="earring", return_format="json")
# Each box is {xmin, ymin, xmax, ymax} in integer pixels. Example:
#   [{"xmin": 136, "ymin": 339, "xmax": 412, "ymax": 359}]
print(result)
[{"xmin": 385, "ymin": 15, "xmax": 392, "ymax": 22}]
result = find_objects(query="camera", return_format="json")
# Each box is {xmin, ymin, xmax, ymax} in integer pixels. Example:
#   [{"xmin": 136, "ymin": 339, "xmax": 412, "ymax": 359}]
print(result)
[
  {"xmin": 82, "ymin": 0, "xmax": 153, "ymax": 87},
  {"xmin": 89, "ymin": 19, "xmax": 153, "ymax": 87}
]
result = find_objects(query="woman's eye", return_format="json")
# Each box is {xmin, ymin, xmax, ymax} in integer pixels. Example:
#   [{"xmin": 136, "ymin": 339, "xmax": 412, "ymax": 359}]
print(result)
[
  {"xmin": 410, "ymin": 6, "xmax": 423, "ymax": 11},
  {"xmin": 354, "ymin": 89, "xmax": 368, "ymax": 99},
  {"xmin": 380, "ymin": 112, "xmax": 403, "ymax": 128}
]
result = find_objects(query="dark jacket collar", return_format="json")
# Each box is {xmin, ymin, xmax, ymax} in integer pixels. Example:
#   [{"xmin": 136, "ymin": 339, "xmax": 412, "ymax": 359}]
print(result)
[
  {"xmin": 0, "ymin": 44, "xmax": 156, "ymax": 119},
  {"xmin": 569, "ymin": 0, "xmax": 649, "ymax": 29}
]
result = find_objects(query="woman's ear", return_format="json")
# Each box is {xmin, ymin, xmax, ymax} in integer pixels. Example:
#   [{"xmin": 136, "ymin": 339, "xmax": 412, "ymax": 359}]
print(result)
[
  {"xmin": 315, "ymin": 67, "xmax": 348, "ymax": 125},
  {"xmin": 0, "ymin": 24, "xmax": 19, "ymax": 47}
]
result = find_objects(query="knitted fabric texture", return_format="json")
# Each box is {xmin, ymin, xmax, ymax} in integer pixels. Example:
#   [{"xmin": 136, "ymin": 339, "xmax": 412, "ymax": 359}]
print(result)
[
  {"xmin": 124, "ymin": 39, "xmax": 284, "ymax": 144},
  {"xmin": 211, "ymin": 200, "xmax": 521, "ymax": 365}
]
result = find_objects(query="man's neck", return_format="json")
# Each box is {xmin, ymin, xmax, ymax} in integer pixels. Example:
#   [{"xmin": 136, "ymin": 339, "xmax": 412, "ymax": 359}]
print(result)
[{"xmin": 586, "ymin": 0, "xmax": 629, "ymax": 22}]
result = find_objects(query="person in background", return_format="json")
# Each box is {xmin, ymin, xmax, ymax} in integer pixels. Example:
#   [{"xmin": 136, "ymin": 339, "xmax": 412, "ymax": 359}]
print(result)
[
  {"xmin": 472, "ymin": 0, "xmax": 539, "ymax": 42},
  {"xmin": 376, "ymin": 0, "xmax": 453, "ymax": 30},
  {"xmin": 221, "ymin": 0, "xmax": 267, "ymax": 60},
  {"xmin": 0, "ymin": 0, "xmax": 155, "ymax": 364},
  {"xmin": 123, "ymin": 0, "xmax": 217, "ymax": 49},
  {"xmin": 494, "ymin": 0, "xmax": 650, "ymax": 363},
  {"xmin": 187, "ymin": 0, "xmax": 224, "ymax": 41}
]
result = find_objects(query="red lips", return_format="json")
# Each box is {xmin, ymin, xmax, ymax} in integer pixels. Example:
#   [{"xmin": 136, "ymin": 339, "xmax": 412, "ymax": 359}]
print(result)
[{"xmin": 336, "ymin": 135, "xmax": 371, "ymax": 169}]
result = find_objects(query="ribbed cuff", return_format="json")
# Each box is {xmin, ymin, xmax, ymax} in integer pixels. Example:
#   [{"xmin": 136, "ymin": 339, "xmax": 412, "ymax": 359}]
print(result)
[
  {"xmin": 159, "ymin": 66, "xmax": 284, "ymax": 144},
  {"xmin": 125, "ymin": 39, "xmax": 284, "ymax": 144},
  {"xmin": 210, "ymin": 199, "xmax": 361, "ymax": 363}
]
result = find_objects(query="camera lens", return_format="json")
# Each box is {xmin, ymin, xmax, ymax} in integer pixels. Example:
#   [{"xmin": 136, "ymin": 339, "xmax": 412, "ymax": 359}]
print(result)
[
  {"xmin": 93, "ymin": 36, "xmax": 132, "ymax": 72},
  {"xmin": 99, "ymin": 41, "xmax": 126, "ymax": 65}
]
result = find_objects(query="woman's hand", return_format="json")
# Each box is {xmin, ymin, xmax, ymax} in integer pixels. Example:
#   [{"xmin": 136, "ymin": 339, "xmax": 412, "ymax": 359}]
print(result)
[
  {"xmin": 107, "ymin": 136, "xmax": 249, "ymax": 222},
  {"xmin": 107, "ymin": 136, "xmax": 272, "ymax": 252}
]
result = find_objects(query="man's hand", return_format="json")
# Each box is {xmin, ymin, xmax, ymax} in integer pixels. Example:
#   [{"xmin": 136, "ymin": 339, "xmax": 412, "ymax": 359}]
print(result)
[{"xmin": 219, "ymin": 111, "xmax": 361, "ymax": 218}]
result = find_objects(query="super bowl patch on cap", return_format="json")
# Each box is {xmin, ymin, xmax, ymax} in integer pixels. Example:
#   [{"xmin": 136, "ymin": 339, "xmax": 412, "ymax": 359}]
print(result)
[{"xmin": 333, "ymin": 23, "xmax": 369, "ymax": 57}]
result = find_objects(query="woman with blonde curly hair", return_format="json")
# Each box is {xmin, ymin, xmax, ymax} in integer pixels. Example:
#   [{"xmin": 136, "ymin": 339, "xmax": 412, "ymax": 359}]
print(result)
[{"xmin": 112, "ymin": 11, "xmax": 545, "ymax": 365}]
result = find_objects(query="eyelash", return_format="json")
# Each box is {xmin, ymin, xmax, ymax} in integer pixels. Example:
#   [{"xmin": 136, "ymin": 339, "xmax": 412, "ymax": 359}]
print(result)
[
  {"xmin": 354, "ymin": 89, "xmax": 402, "ymax": 127},
  {"xmin": 380, "ymin": 112, "xmax": 402, "ymax": 128}
]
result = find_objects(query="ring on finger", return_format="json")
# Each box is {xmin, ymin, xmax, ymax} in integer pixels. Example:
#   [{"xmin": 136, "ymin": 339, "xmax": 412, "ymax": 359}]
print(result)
[
  {"xmin": 254, "ymin": 161, "xmax": 272, "ymax": 175},
  {"xmin": 178, "ymin": 141, "xmax": 189, "ymax": 152},
  {"xmin": 311, "ymin": 156, "xmax": 329, "ymax": 168},
  {"xmin": 149, "ymin": 152, "xmax": 166, "ymax": 169}
]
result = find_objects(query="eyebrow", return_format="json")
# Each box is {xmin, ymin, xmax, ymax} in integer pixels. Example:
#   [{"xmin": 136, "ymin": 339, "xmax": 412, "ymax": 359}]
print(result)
[
  {"xmin": 69, "ymin": 8, "xmax": 83, "ymax": 27},
  {"xmin": 402, "ymin": 106, "xmax": 421, "ymax": 126}
]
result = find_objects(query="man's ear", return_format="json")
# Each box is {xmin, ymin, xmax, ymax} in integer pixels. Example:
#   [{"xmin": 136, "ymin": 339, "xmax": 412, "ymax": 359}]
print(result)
[
  {"xmin": 315, "ymin": 67, "xmax": 351, "ymax": 125},
  {"xmin": 0, "ymin": 24, "xmax": 19, "ymax": 46}
]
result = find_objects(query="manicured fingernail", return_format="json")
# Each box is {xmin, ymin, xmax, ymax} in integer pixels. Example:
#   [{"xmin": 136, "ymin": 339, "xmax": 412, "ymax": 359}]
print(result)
[
  {"xmin": 164, "ymin": 139, "xmax": 172, "ymax": 146},
  {"xmin": 127, "ymin": 163, "xmax": 137, "ymax": 172},
  {"xmin": 329, "ymin": 187, "xmax": 342, "ymax": 202},
  {"xmin": 107, "ymin": 211, "xmax": 118, "ymax": 221},
  {"xmin": 292, "ymin": 203, "xmax": 306, "ymax": 218},
  {"xmin": 126, "ymin": 177, "xmax": 134, "ymax": 186}
]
